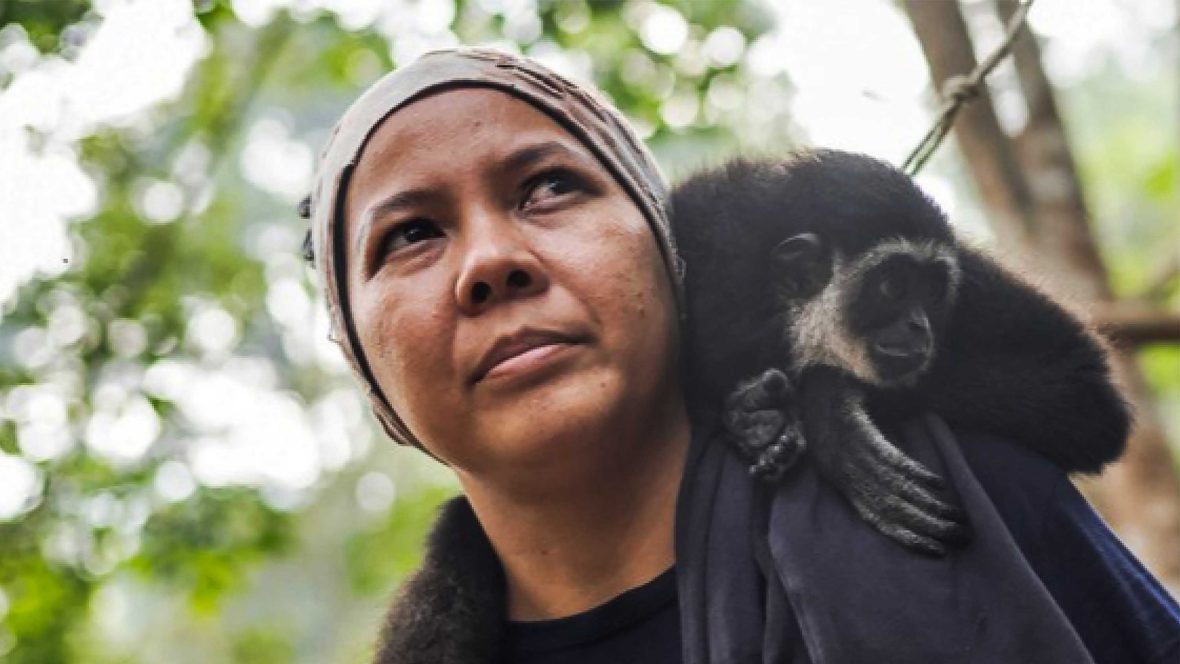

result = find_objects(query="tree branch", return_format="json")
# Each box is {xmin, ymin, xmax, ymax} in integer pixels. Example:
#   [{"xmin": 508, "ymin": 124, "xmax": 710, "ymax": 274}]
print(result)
[{"xmin": 1094, "ymin": 306, "xmax": 1180, "ymax": 345}]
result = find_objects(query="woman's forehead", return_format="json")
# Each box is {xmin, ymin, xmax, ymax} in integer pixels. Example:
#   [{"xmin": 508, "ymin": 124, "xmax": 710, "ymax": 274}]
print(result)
[
  {"xmin": 357, "ymin": 88, "xmax": 589, "ymax": 169},
  {"xmin": 345, "ymin": 88, "xmax": 604, "ymax": 224}
]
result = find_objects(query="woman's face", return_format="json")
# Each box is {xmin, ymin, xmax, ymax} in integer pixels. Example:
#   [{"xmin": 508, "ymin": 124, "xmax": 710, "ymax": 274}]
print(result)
[{"xmin": 343, "ymin": 88, "xmax": 681, "ymax": 480}]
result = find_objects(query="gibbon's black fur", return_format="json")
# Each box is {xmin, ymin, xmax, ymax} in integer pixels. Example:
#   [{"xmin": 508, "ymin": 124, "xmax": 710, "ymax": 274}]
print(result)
[{"xmin": 671, "ymin": 149, "xmax": 1131, "ymax": 555}]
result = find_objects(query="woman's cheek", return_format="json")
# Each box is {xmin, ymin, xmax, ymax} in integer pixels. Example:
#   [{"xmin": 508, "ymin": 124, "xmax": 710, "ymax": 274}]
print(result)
[
  {"xmin": 581, "ymin": 221, "xmax": 673, "ymax": 354},
  {"xmin": 359, "ymin": 281, "xmax": 455, "ymax": 411}
]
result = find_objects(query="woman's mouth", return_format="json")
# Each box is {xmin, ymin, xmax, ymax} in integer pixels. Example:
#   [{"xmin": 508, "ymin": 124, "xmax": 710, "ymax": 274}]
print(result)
[
  {"xmin": 471, "ymin": 329, "xmax": 587, "ymax": 385},
  {"xmin": 480, "ymin": 342, "xmax": 577, "ymax": 383}
]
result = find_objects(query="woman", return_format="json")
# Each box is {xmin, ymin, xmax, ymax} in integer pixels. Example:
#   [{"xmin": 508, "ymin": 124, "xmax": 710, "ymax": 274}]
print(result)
[{"xmin": 304, "ymin": 48, "xmax": 1179, "ymax": 664}]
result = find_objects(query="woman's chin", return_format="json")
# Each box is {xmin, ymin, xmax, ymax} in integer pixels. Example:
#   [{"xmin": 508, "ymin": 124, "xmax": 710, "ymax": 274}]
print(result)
[{"xmin": 472, "ymin": 369, "xmax": 632, "ymax": 469}]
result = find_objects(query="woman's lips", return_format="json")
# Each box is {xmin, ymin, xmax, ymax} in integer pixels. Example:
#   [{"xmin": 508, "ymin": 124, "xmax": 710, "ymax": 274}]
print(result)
[
  {"xmin": 471, "ymin": 329, "xmax": 588, "ymax": 385},
  {"xmin": 480, "ymin": 342, "xmax": 576, "ymax": 383}
]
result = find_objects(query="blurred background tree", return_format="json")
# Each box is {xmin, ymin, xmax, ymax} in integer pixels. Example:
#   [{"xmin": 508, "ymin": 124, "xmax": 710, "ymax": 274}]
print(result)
[{"xmin": 0, "ymin": 1, "xmax": 1175, "ymax": 662}]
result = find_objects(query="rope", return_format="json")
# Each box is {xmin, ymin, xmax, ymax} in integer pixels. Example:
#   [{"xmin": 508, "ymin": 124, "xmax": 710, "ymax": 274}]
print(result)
[
  {"xmin": 298, "ymin": 1, "xmax": 1036, "ymax": 260},
  {"xmin": 902, "ymin": 0, "xmax": 1035, "ymax": 176}
]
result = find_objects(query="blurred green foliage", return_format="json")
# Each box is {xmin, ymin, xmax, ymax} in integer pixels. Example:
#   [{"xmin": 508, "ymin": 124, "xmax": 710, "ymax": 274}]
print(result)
[
  {"xmin": 0, "ymin": 0, "xmax": 89, "ymax": 53},
  {"xmin": 0, "ymin": 1, "xmax": 775, "ymax": 661},
  {"xmin": 0, "ymin": 1, "xmax": 1175, "ymax": 663}
]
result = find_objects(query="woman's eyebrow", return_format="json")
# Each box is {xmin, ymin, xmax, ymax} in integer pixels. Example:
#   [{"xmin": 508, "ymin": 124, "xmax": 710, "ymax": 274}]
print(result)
[
  {"xmin": 501, "ymin": 140, "xmax": 595, "ymax": 174},
  {"xmin": 355, "ymin": 187, "xmax": 440, "ymax": 257}
]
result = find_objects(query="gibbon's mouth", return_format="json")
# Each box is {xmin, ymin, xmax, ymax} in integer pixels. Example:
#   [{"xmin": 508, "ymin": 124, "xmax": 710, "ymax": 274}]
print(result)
[
  {"xmin": 872, "ymin": 344, "xmax": 932, "ymax": 384},
  {"xmin": 872, "ymin": 339, "xmax": 931, "ymax": 359},
  {"xmin": 470, "ymin": 328, "xmax": 588, "ymax": 385}
]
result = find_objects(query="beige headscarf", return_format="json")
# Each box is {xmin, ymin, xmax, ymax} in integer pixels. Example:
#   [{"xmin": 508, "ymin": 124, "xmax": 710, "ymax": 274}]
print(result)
[{"xmin": 306, "ymin": 47, "xmax": 682, "ymax": 455}]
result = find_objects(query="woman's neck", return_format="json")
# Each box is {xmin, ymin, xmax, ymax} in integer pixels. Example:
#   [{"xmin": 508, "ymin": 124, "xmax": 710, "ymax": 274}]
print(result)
[{"xmin": 457, "ymin": 401, "xmax": 691, "ymax": 621}]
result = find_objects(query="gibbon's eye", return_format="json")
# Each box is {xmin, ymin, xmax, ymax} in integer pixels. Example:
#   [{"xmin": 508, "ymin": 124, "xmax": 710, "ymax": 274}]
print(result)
[
  {"xmin": 522, "ymin": 169, "xmax": 582, "ymax": 210},
  {"xmin": 926, "ymin": 278, "xmax": 949, "ymax": 303},
  {"xmin": 876, "ymin": 271, "xmax": 907, "ymax": 301},
  {"xmin": 925, "ymin": 266, "xmax": 951, "ymax": 302},
  {"xmin": 380, "ymin": 218, "xmax": 443, "ymax": 257}
]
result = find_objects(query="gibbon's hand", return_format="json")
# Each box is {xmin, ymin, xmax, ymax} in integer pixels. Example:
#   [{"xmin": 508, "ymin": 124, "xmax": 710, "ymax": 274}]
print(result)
[
  {"xmin": 802, "ymin": 367, "xmax": 973, "ymax": 557},
  {"xmin": 724, "ymin": 368, "xmax": 806, "ymax": 482}
]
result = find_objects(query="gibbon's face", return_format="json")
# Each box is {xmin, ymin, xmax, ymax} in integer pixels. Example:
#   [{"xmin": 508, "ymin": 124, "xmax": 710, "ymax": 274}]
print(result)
[
  {"xmin": 342, "ymin": 88, "xmax": 681, "ymax": 481},
  {"xmin": 777, "ymin": 233, "xmax": 956, "ymax": 387},
  {"xmin": 848, "ymin": 252, "xmax": 954, "ymax": 385}
]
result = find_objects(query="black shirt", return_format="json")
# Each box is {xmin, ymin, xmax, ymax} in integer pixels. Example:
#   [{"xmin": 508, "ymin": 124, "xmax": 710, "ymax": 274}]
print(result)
[{"xmin": 501, "ymin": 566, "xmax": 682, "ymax": 664}]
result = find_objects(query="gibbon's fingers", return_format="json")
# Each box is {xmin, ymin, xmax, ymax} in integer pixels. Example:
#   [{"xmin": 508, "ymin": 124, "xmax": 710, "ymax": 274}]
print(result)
[
  {"xmin": 860, "ymin": 432, "xmax": 947, "ymax": 490},
  {"xmin": 855, "ymin": 481, "xmax": 971, "ymax": 546},
  {"xmin": 749, "ymin": 422, "xmax": 807, "ymax": 481},
  {"xmin": 757, "ymin": 368, "xmax": 791, "ymax": 395},
  {"xmin": 844, "ymin": 493, "xmax": 950, "ymax": 558},
  {"xmin": 750, "ymin": 455, "xmax": 784, "ymax": 481},
  {"xmin": 726, "ymin": 369, "xmax": 795, "ymax": 413},
  {"xmin": 844, "ymin": 465, "xmax": 972, "ymax": 554},
  {"xmin": 846, "ymin": 447, "xmax": 968, "ymax": 524},
  {"xmin": 724, "ymin": 408, "xmax": 785, "ymax": 436},
  {"xmin": 771, "ymin": 422, "xmax": 807, "ymax": 469},
  {"xmin": 857, "ymin": 445, "xmax": 968, "ymax": 523},
  {"xmin": 725, "ymin": 409, "xmax": 787, "ymax": 453},
  {"xmin": 724, "ymin": 369, "xmax": 802, "ymax": 461}
]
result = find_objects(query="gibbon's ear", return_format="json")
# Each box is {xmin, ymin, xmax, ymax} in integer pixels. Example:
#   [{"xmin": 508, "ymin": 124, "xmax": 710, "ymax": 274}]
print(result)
[
  {"xmin": 772, "ymin": 232, "xmax": 821, "ymax": 263},
  {"xmin": 772, "ymin": 233, "xmax": 831, "ymax": 297}
]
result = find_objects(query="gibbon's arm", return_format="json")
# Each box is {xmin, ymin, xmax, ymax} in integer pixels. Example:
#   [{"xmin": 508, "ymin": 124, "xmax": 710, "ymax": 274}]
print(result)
[{"xmin": 903, "ymin": 247, "xmax": 1131, "ymax": 474}]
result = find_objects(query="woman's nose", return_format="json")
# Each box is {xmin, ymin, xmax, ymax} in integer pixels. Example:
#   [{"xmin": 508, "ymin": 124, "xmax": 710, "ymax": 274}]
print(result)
[{"xmin": 455, "ymin": 218, "xmax": 548, "ymax": 314}]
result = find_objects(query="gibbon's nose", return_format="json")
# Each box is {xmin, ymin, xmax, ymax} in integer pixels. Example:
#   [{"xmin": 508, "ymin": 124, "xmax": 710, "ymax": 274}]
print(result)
[
  {"xmin": 907, "ymin": 309, "xmax": 931, "ymax": 337},
  {"xmin": 874, "ymin": 310, "xmax": 932, "ymax": 358}
]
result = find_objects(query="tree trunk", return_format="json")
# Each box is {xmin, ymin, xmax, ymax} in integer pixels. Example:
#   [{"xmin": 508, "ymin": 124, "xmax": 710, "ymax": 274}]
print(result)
[
  {"xmin": 902, "ymin": 0, "xmax": 1180, "ymax": 592},
  {"xmin": 900, "ymin": 0, "xmax": 1039, "ymax": 255},
  {"xmin": 997, "ymin": 0, "xmax": 1112, "ymax": 295}
]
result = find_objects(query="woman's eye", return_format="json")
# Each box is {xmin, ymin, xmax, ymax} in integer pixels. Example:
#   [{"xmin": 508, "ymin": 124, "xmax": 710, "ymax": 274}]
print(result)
[
  {"xmin": 381, "ymin": 219, "xmax": 442, "ymax": 255},
  {"xmin": 522, "ymin": 170, "xmax": 581, "ymax": 209}
]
